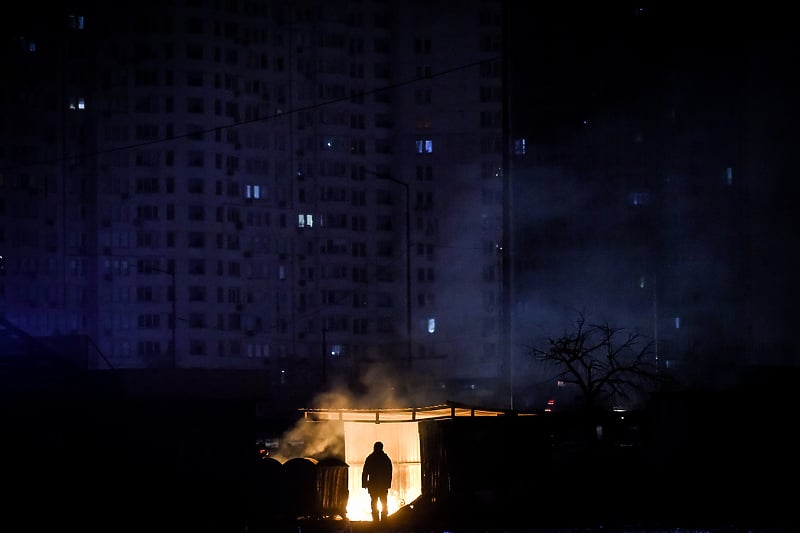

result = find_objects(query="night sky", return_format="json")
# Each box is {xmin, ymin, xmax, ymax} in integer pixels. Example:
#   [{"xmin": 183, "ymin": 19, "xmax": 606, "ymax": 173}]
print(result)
[
  {"xmin": 510, "ymin": 2, "xmax": 798, "ymax": 144},
  {"xmin": 507, "ymin": 1, "xmax": 800, "ymax": 382}
]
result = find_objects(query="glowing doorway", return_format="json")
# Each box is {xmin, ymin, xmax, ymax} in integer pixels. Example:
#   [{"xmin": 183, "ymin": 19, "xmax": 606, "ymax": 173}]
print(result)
[{"xmin": 343, "ymin": 421, "xmax": 420, "ymax": 521}]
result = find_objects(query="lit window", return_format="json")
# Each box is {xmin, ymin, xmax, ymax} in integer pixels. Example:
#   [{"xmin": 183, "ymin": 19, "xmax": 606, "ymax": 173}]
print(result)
[
  {"xmin": 514, "ymin": 138, "xmax": 526, "ymax": 155},
  {"xmin": 416, "ymin": 139, "xmax": 433, "ymax": 153},
  {"xmin": 726, "ymin": 167, "xmax": 733, "ymax": 185},
  {"xmin": 427, "ymin": 318, "xmax": 436, "ymax": 333},
  {"xmin": 674, "ymin": 316, "xmax": 680, "ymax": 329},
  {"xmin": 322, "ymin": 136, "xmax": 338, "ymax": 150},
  {"xmin": 69, "ymin": 97, "xmax": 86, "ymax": 110},
  {"xmin": 246, "ymin": 184, "xmax": 261, "ymax": 199},
  {"xmin": 629, "ymin": 192, "xmax": 649, "ymax": 206},
  {"xmin": 297, "ymin": 214, "xmax": 313, "ymax": 228},
  {"xmin": 68, "ymin": 15, "xmax": 85, "ymax": 30}
]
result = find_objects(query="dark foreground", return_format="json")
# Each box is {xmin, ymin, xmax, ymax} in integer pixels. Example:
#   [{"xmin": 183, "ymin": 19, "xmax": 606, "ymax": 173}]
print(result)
[
  {"xmin": 3, "ymin": 369, "xmax": 799, "ymax": 533},
  {"xmin": 5, "ymin": 455, "xmax": 797, "ymax": 533},
  {"xmin": 7, "ymin": 485, "xmax": 795, "ymax": 533}
]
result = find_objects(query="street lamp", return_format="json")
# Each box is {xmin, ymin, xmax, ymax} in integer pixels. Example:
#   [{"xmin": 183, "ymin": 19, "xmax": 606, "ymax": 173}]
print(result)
[
  {"xmin": 652, "ymin": 274, "xmax": 659, "ymax": 370},
  {"xmin": 639, "ymin": 274, "xmax": 659, "ymax": 370}
]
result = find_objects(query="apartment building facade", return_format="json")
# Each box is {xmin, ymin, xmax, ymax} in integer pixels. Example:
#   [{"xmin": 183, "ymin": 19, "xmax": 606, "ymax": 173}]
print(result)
[{"xmin": 0, "ymin": 0, "xmax": 507, "ymax": 398}]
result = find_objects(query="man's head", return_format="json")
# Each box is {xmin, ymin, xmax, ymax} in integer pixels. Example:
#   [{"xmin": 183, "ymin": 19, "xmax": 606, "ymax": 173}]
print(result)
[{"xmin": 374, "ymin": 441, "xmax": 383, "ymax": 452}]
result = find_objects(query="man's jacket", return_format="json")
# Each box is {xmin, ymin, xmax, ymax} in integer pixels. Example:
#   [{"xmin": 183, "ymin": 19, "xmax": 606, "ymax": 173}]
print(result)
[{"xmin": 362, "ymin": 450, "xmax": 392, "ymax": 492}]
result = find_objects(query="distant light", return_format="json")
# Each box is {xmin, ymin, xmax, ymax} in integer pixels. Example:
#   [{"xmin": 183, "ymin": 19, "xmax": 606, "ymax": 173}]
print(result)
[
  {"xmin": 630, "ymin": 191, "xmax": 649, "ymax": 206},
  {"xmin": 69, "ymin": 15, "xmax": 85, "ymax": 30},
  {"xmin": 582, "ymin": 119, "xmax": 589, "ymax": 126},
  {"xmin": 674, "ymin": 316, "xmax": 680, "ymax": 329},
  {"xmin": 427, "ymin": 318, "xmax": 435, "ymax": 333}
]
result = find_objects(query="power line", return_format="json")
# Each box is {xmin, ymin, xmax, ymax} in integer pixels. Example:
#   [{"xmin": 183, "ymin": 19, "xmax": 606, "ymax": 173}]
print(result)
[{"xmin": 0, "ymin": 56, "xmax": 501, "ymax": 174}]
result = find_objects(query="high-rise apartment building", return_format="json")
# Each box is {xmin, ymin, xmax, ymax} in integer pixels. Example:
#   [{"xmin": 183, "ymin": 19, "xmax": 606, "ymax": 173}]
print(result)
[{"xmin": 0, "ymin": 1, "xmax": 507, "ymax": 399}]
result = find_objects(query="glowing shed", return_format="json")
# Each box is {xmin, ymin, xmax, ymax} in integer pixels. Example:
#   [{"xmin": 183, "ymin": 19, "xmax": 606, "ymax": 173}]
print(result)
[{"xmin": 301, "ymin": 402, "xmax": 541, "ymax": 522}]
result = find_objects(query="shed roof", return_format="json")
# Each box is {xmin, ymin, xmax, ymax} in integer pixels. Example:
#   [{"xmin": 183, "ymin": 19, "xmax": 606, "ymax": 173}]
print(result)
[{"xmin": 300, "ymin": 401, "xmax": 538, "ymax": 423}]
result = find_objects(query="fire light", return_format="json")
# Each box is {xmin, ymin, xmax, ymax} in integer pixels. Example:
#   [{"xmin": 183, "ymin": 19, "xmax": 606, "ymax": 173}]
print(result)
[
  {"xmin": 301, "ymin": 404, "xmax": 522, "ymax": 523},
  {"xmin": 343, "ymin": 420, "xmax": 421, "ymax": 522},
  {"xmin": 347, "ymin": 487, "xmax": 406, "ymax": 522}
]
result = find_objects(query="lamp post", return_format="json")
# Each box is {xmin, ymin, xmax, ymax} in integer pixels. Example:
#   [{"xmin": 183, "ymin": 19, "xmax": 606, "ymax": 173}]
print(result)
[
  {"xmin": 169, "ymin": 267, "xmax": 176, "ymax": 369},
  {"xmin": 640, "ymin": 273, "xmax": 659, "ymax": 371},
  {"xmin": 375, "ymin": 171, "xmax": 412, "ymax": 373},
  {"xmin": 652, "ymin": 273, "xmax": 659, "ymax": 370},
  {"xmin": 321, "ymin": 326, "xmax": 327, "ymax": 384}
]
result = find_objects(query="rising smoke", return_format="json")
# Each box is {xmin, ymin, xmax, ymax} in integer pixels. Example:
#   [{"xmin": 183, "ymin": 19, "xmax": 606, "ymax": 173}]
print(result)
[{"xmin": 269, "ymin": 361, "xmax": 409, "ymax": 462}]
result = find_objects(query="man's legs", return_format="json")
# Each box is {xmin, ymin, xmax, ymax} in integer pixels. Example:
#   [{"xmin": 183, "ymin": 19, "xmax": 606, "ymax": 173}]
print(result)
[
  {"xmin": 370, "ymin": 493, "xmax": 380, "ymax": 522},
  {"xmin": 379, "ymin": 492, "xmax": 389, "ymax": 521}
]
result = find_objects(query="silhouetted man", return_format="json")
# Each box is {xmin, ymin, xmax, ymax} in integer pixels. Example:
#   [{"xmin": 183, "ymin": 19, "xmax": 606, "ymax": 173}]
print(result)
[{"xmin": 361, "ymin": 441, "xmax": 392, "ymax": 522}]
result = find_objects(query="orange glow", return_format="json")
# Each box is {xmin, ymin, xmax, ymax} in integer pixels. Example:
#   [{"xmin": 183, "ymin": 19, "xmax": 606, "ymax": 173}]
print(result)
[
  {"xmin": 343, "ymin": 421, "xmax": 421, "ymax": 522},
  {"xmin": 299, "ymin": 403, "xmax": 534, "ymax": 522}
]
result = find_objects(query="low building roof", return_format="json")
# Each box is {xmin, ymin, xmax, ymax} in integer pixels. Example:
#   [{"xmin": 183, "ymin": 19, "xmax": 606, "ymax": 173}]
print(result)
[{"xmin": 300, "ymin": 401, "xmax": 538, "ymax": 423}]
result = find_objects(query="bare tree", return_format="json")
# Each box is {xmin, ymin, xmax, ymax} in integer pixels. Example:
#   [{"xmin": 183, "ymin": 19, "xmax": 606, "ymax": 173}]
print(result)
[{"xmin": 529, "ymin": 313, "xmax": 668, "ymax": 412}]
